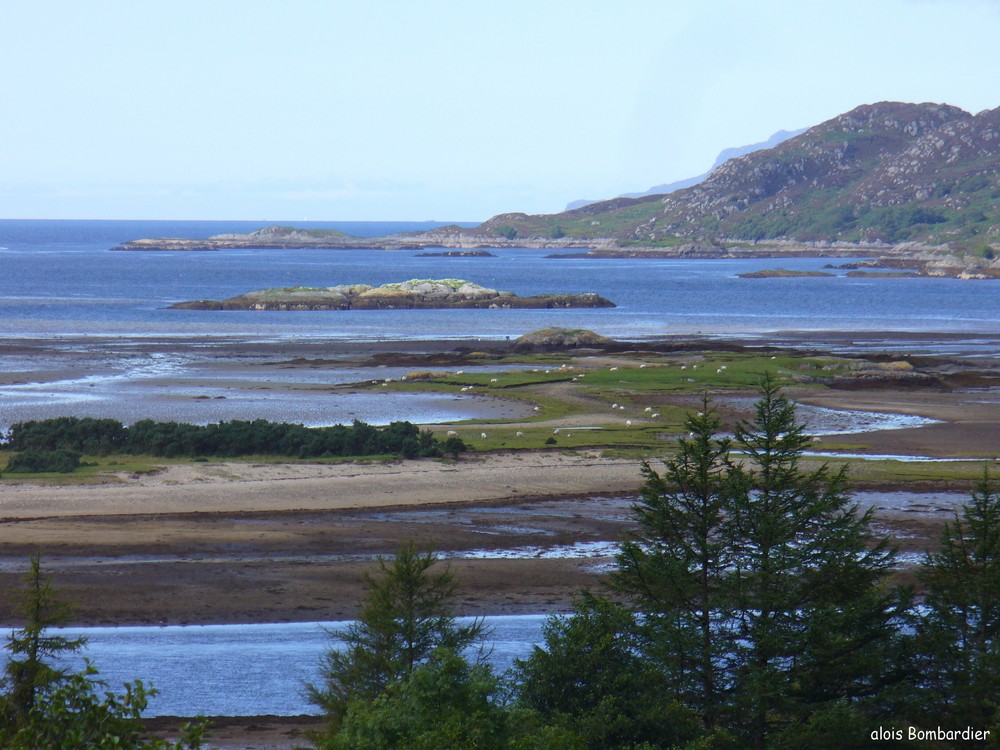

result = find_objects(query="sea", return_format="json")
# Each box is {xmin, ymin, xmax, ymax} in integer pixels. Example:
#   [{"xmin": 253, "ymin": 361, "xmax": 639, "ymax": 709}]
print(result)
[{"xmin": 4, "ymin": 219, "xmax": 1000, "ymax": 343}]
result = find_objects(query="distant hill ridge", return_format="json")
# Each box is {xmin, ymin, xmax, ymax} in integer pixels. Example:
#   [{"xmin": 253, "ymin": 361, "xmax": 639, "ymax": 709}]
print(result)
[
  {"xmin": 478, "ymin": 101, "xmax": 1000, "ymax": 252},
  {"xmin": 565, "ymin": 128, "xmax": 805, "ymax": 210}
]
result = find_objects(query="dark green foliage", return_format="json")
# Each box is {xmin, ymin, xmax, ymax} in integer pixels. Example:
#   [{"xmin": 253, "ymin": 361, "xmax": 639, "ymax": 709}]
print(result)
[
  {"xmin": 916, "ymin": 470, "xmax": 1000, "ymax": 732},
  {"xmin": 5, "ymin": 416, "xmax": 458, "ymax": 461},
  {"xmin": 5, "ymin": 448, "xmax": 82, "ymax": 474},
  {"xmin": 496, "ymin": 224, "xmax": 518, "ymax": 240},
  {"xmin": 3, "ymin": 668, "xmax": 205, "ymax": 750},
  {"xmin": 1, "ymin": 553, "xmax": 86, "ymax": 727},
  {"xmin": 549, "ymin": 225, "xmax": 565, "ymax": 239},
  {"xmin": 614, "ymin": 400, "xmax": 736, "ymax": 729},
  {"xmin": 515, "ymin": 593, "xmax": 700, "ymax": 749},
  {"xmin": 309, "ymin": 545, "xmax": 487, "ymax": 733},
  {"xmin": 603, "ymin": 381, "xmax": 906, "ymax": 748},
  {"xmin": 323, "ymin": 648, "xmax": 555, "ymax": 750},
  {"xmin": 0, "ymin": 554, "xmax": 204, "ymax": 749},
  {"xmin": 724, "ymin": 379, "xmax": 904, "ymax": 747}
]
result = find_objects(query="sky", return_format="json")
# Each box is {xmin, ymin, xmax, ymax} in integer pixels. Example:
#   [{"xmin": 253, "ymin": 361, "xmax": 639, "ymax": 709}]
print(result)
[{"xmin": 2, "ymin": 0, "xmax": 999, "ymax": 222}]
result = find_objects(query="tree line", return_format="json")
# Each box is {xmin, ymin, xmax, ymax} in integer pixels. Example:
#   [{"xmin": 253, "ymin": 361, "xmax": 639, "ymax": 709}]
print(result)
[
  {"xmin": 2, "ymin": 416, "xmax": 465, "ymax": 470},
  {"xmin": 3, "ymin": 383, "xmax": 999, "ymax": 747}
]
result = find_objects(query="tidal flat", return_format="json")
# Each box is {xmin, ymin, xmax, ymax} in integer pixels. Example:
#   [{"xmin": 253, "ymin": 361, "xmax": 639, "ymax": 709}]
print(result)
[
  {"xmin": 3, "ymin": 330, "xmax": 1000, "ymax": 747},
  {"xmin": 2, "ymin": 330, "xmax": 1000, "ymax": 626}
]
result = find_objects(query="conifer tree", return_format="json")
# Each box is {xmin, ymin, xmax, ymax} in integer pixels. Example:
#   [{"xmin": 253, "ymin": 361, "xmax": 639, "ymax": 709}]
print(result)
[
  {"xmin": 308, "ymin": 544, "xmax": 486, "ymax": 732},
  {"xmin": 1, "ymin": 551, "xmax": 86, "ymax": 728},
  {"xmin": 918, "ymin": 469, "xmax": 1000, "ymax": 730},
  {"xmin": 725, "ymin": 378, "xmax": 903, "ymax": 747},
  {"xmin": 613, "ymin": 399, "xmax": 737, "ymax": 730},
  {"xmin": 611, "ymin": 381, "xmax": 905, "ymax": 747}
]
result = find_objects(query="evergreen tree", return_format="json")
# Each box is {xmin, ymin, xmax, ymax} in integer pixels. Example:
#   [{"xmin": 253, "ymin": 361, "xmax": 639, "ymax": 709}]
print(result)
[
  {"xmin": 515, "ymin": 592, "xmax": 701, "ymax": 749},
  {"xmin": 613, "ymin": 400, "xmax": 737, "ymax": 730},
  {"xmin": 917, "ymin": 469, "xmax": 1000, "ymax": 732},
  {"xmin": 1, "ymin": 551, "xmax": 86, "ymax": 728},
  {"xmin": 609, "ymin": 382, "xmax": 905, "ymax": 747},
  {"xmin": 725, "ymin": 379, "xmax": 903, "ymax": 747},
  {"xmin": 308, "ymin": 544, "xmax": 487, "ymax": 732},
  {"xmin": 327, "ymin": 648, "xmax": 579, "ymax": 750},
  {"xmin": 0, "ymin": 553, "xmax": 206, "ymax": 749}
]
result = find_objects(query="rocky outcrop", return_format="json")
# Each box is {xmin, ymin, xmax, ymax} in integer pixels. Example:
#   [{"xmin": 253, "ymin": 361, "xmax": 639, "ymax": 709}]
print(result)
[
  {"xmin": 510, "ymin": 328, "xmax": 616, "ymax": 352},
  {"xmin": 170, "ymin": 279, "xmax": 615, "ymax": 311}
]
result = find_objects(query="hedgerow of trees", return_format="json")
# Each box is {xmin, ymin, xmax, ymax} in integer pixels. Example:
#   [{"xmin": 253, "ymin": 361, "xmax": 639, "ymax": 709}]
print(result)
[{"xmin": 2, "ymin": 416, "xmax": 464, "ymax": 463}]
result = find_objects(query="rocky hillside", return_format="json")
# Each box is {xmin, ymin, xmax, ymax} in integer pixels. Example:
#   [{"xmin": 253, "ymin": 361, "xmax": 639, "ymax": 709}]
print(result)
[{"xmin": 473, "ymin": 102, "xmax": 1000, "ymax": 254}]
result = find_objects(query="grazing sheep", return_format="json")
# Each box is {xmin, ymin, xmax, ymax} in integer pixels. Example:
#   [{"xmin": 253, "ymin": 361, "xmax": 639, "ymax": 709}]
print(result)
[
  {"xmin": 626, "ymin": 420, "xmax": 632, "ymax": 426},
  {"xmin": 447, "ymin": 430, "xmax": 458, "ymax": 437},
  {"xmin": 490, "ymin": 378, "xmax": 499, "ymax": 383},
  {"xmin": 612, "ymin": 403, "xmax": 619, "ymax": 409},
  {"xmin": 553, "ymin": 428, "xmax": 561, "ymax": 434},
  {"xmin": 516, "ymin": 431, "xmax": 525, "ymax": 437},
  {"xmin": 644, "ymin": 407, "xmax": 652, "ymax": 413},
  {"xmin": 651, "ymin": 413, "xmax": 659, "ymax": 418},
  {"xmin": 610, "ymin": 366, "xmax": 619, "ymax": 372},
  {"xmin": 480, "ymin": 432, "xmax": 488, "ymax": 439}
]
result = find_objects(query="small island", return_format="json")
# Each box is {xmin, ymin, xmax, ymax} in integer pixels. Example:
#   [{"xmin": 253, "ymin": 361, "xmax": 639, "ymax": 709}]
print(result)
[
  {"xmin": 170, "ymin": 279, "xmax": 615, "ymax": 311},
  {"xmin": 414, "ymin": 249, "xmax": 495, "ymax": 258},
  {"xmin": 737, "ymin": 269, "xmax": 834, "ymax": 279}
]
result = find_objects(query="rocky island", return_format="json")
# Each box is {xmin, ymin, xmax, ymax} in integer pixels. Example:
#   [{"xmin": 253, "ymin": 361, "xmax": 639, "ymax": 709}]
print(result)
[{"xmin": 169, "ymin": 278, "xmax": 615, "ymax": 311}]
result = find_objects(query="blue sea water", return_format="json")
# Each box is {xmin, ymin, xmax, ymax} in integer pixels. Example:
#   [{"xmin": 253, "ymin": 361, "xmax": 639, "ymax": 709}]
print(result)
[{"xmin": 3, "ymin": 219, "xmax": 1000, "ymax": 341}]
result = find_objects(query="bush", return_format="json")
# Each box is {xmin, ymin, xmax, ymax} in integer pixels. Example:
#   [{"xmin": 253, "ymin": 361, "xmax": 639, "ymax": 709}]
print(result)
[{"xmin": 6, "ymin": 449, "xmax": 82, "ymax": 474}]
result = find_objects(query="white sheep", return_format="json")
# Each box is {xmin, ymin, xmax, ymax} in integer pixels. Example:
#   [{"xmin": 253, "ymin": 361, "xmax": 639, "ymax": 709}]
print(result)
[
  {"xmin": 516, "ymin": 431, "xmax": 525, "ymax": 437},
  {"xmin": 610, "ymin": 366, "xmax": 619, "ymax": 372},
  {"xmin": 651, "ymin": 413, "xmax": 659, "ymax": 418},
  {"xmin": 626, "ymin": 420, "xmax": 632, "ymax": 426},
  {"xmin": 644, "ymin": 407, "xmax": 652, "ymax": 413},
  {"xmin": 480, "ymin": 432, "xmax": 488, "ymax": 439}
]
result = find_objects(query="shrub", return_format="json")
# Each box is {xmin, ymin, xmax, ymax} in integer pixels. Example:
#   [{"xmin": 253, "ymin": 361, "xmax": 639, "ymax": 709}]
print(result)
[{"xmin": 6, "ymin": 449, "xmax": 82, "ymax": 474}]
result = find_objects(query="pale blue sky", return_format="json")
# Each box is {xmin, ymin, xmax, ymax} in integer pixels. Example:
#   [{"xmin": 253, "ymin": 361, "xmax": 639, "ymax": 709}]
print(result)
[{"xmin": 2, "ymin": 0, "xmax": 999, "ymax": 221}]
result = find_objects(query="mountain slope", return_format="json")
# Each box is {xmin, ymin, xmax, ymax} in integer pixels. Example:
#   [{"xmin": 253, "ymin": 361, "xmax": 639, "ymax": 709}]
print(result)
[{"xmin": 481, "ymin": 102, "xmax": 1000, "ymax": 251}]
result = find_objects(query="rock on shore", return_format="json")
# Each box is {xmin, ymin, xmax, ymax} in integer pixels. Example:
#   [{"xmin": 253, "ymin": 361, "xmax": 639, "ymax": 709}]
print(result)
[{"xmin": 169, "ymin": 279, "xmax": 615, "ymax": 310}]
